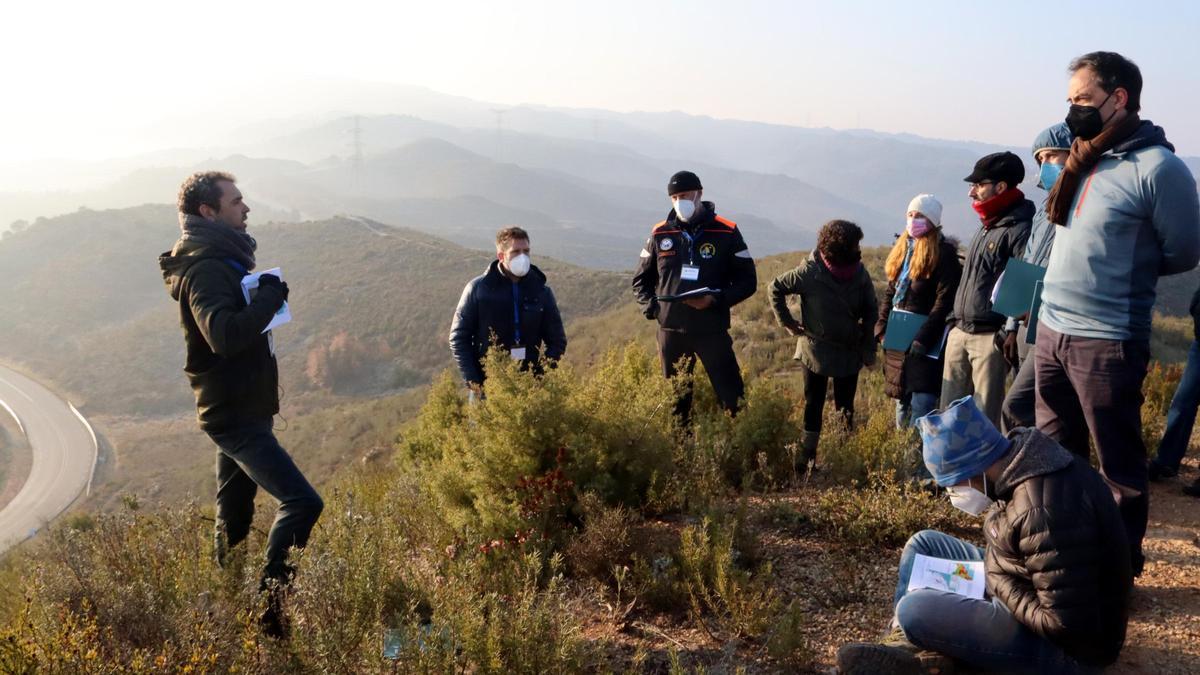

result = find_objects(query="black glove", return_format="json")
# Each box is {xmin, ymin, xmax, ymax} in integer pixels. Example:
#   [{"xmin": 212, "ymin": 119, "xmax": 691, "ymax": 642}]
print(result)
[
  {"xmin": 909, "ymin": 341, "xmax": 927, "ymax": 357},
  {"xmin": 257, "ymin": 273, "xmax": 289, "ymax": 303},
  {"xmin": 643, "ymin": 300, "xmax": 659, "ymax": 320}
]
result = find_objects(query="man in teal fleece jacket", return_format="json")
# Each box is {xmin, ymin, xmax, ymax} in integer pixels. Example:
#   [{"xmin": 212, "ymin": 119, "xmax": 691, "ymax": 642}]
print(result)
[{"xmin": 1035, "ymin": 51, "xmax": 1200, "ymax": 576}]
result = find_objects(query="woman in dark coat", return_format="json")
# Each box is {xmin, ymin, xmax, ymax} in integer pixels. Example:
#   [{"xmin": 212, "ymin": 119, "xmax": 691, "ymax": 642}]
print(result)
[
  {"xmin": 770, "ymin": 220, "xmax": 877, "ymax": 469},
  {"xmin": 875, "ymin": 194, "xmax": 962, "ymax": 428}
]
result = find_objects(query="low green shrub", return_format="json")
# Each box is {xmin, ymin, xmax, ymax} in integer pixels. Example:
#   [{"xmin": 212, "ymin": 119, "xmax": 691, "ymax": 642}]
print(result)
[
  {"xmin": 810, "ymin": 473, "xmax": 969, "ymax": 548},
  {"xmin": 399, "ymin": 343, "xmax": 682, "ymax": 546},
  {"xmin": 692, "ymin": 378, "xmax": 803, "ymax": 489},
  {"xmin": 819, "ymin": 403, "xmax": 920, "ymax": 485},
  {"xmin": 676, "ymin": 515, "xmax": 779, "ymax": 641}
]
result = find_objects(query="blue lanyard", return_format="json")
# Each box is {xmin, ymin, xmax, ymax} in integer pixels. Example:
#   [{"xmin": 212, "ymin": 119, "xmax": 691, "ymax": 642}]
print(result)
[
  {"xmin": 511, "ymin": 283, "xmax": 522, "ymax": 345},
  {"xmin": 680, "ymin": 228, "xmax": 696, "ymax": 264},
  {"xmin": 223, "ymin": 257, "xmax": 248, "ymax": 275},
  {"xmin": 894, "ymin": 239, "xmax": 915, "ymax": 305}
]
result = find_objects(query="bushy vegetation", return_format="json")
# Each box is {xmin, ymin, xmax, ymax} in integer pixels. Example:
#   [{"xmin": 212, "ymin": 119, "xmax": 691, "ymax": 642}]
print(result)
[{"xmin": 0, "ymin": 338, "xmax": 990, "ymax": 672}]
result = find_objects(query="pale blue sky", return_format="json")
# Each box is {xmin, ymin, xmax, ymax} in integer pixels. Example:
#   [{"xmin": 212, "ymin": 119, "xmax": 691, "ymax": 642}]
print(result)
[{"xmin": 6, "ymin": 0, "xmax": 1198, "ymax": 160}]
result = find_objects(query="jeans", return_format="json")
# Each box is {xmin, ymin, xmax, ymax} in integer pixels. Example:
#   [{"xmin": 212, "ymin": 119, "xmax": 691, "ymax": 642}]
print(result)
[
  {"xmin": 895, "ymin": 392, "xmax": 938, "ymax": 429},
  {"xmin": 1035, "ymin": 325, "xmax": 1150, "ymax": 573},
  {"xmin": 940, "ymin": 327, "xmax": 1008, "ymax": 427},
  {"xmin": 801, "ymin": 366, "xmax": 858, "ymax": 433},
  {"xmin": 893, "ymin": 530, "xmax": 1091, "ymax": 674},
  {"xmin": 1154, "ymin": 340, "xmax": 1200, "ymax": 471},
  {"xmin": 208, "ymin": 419, "xmax": 324, "ymax": 583}
]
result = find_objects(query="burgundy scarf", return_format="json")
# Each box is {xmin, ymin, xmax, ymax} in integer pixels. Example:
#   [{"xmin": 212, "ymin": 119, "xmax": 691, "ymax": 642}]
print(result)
[{"xmin": 820, "ymin": 251, "xmax": 860, "ymax": 282}]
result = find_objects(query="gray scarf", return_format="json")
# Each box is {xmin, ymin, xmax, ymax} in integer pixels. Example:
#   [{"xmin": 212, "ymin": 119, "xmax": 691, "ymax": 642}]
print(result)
[{"xmin": 178, "ymin": 213, "xmax": 258, "ymax": 271}]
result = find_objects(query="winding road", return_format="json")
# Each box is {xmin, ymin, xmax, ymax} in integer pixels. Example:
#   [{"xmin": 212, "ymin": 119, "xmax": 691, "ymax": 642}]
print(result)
[{"xmin": 0, "ymin": 365, "xmax": 96, "ymax": 553}]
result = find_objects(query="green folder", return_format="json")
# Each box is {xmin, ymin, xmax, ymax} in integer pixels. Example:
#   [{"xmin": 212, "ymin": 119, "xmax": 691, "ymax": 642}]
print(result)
[
  {"xmin": 992, "ymin": 258, "xmax": 1047, "ymax": 318},
  {"xmin": 882, "ymin": 309, "xmax": 928, "ymax": 352}
]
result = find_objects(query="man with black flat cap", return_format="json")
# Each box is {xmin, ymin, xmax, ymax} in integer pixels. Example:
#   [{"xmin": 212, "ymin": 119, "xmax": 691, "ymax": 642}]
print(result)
[
  {"xmin": 632, "ymin": 171, "xmax": 757, "ymax": 423},
  {"xmin": 940, "ymin": 151, "xmax": 1034, "ymax": 426}
]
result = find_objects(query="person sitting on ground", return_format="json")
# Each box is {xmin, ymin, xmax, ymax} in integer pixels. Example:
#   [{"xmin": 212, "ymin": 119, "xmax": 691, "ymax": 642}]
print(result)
[
  {"xmin": 836, "ymin": 396, "xmax": 1132, "ymax": 675},
  {"xmin": 768, "ymin": 220, "xmax": 877, "ymax": 470}
]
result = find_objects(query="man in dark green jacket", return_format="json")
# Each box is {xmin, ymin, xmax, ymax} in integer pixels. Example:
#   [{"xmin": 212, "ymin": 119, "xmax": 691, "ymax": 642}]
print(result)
[{"xmin": 159, "ymin": 171, "xmax": 323, "ymax": 637}]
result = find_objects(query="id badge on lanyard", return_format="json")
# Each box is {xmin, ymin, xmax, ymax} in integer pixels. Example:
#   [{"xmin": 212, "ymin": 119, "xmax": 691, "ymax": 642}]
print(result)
[
  {"xmin": 511, "ymin": 283, "xmax": 526, "ymax": 360},
  {"xmin": 680, "ymin": 229, "xmax": 700, "ymax": 281}
]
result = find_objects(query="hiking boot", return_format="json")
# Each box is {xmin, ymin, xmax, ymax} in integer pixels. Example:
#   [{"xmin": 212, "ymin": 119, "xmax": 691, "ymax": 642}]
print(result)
[
  {"xmin": 837, "ymin": 643, "xmax": 920, "ymax": 674},
  {"xmin": 259, "ymin": 581, "xmax": 292, "ymax": 640},
  {"xmin": 1148, "ymin": 460, "xmax": 1178, "ymax": 482},
  {"xmin": 800, "ymin": 430, "xmax": 820, "ymax": 473},
  {"xmin": 1184, "ymin": 478, "xmax": 1200, "ymax": 498},
  {"xmin": 878, "ymin": 626, "xmax": 956, "ymax": 674}
]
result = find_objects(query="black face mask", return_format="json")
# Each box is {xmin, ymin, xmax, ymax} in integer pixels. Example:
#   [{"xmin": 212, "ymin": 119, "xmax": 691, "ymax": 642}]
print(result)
[{"xmin": 1065, "ymin": 92, "xmax": 1113, "ymax": 141}]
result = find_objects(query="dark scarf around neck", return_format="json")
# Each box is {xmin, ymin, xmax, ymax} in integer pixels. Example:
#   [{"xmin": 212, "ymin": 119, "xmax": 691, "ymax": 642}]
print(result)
[
  {"xmin": 178, "ymin": 213, "xmax": 258, "ymax": 271},
  {"xmin": 1045, "ymin": 112, "xmax": 1142, "ymax": 226}
]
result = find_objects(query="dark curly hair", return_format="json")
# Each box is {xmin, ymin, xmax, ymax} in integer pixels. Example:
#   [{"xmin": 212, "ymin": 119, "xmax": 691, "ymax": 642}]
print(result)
[
  {"xmin": 816, "ymin": 219, "xmax": 864, "ymax": 265},
  {"xmin": 1069, "ymin": 51, "xmax": 1142, "ymax": 114},
  {"xmin": 177, "ymin": 171, "xmax": 236, "ymax": 216}
]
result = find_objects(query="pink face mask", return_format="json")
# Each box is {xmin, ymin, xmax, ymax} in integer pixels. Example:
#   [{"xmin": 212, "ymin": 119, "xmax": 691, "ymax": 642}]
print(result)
[{"xmin": 907, "ymin": 217, "xmax": 933, "ymax": 238}]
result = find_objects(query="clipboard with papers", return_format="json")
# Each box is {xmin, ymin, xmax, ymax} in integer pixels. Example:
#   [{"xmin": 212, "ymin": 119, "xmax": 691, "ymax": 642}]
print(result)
[{"xmin": 656, "ymin": 287, "xmax": 723, "ymax": 302}]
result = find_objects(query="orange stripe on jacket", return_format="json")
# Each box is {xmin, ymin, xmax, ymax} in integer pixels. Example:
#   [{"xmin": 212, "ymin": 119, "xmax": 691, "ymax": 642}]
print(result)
[{"xmin": 713, "ymin": 215, "xmax": 738, "ymax": 229}]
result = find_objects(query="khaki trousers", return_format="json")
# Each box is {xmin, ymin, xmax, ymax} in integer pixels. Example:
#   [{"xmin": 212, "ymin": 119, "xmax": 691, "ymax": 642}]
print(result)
[{"xmin": 939, "ymin": 327, "xmax": 1007, "ymax": 426}]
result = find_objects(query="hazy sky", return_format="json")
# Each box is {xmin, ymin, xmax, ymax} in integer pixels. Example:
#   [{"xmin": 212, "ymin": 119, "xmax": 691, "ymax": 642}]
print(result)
[{"xmin": 7, "ymin": 0, "xmax": 1200, "ymax": 161}]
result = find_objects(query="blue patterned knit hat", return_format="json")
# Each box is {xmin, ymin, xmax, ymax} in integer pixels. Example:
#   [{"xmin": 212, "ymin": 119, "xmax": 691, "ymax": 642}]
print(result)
[{"xmin": 918, "ymin": 396, "xmax": 1011, "ymax": 487}]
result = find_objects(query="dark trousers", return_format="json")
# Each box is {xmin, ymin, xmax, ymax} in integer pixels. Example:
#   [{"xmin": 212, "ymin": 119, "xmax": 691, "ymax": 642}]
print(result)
[
  {"xmin": 801, "ymin": 366, "xmax": 858, "ymax": 433},
  {"xmin": 207, "ymin": 419, "xmax": 324, "ymax": 584},
  {"xmin": 1002, "ymin": 348, "xmax": 1038, "ymax": 433},
  {"xmin": 657, "ymin": 328, "xmax": 745, "ymax": 422},
  {"xmin": 1034, "ymin": 325, "xmax": 1150, "ymax": 572}
]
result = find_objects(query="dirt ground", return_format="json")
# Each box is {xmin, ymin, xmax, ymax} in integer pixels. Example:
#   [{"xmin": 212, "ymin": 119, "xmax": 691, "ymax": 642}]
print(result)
[{"xmin": 572, "ymin": 458, "xmax": 1200, "ymax": 674}]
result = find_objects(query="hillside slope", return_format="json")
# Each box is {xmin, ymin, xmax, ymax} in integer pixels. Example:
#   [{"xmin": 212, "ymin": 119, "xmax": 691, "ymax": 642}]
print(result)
[{"xmin": 0, "ymin": 205, "xmax": 626, "ymax": 417}]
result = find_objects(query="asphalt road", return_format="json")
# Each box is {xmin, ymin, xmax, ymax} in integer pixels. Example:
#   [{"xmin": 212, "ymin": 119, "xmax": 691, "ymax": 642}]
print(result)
[{"xmin": 0, "ymin": 365, "xmax": 95, "ymax": 553}]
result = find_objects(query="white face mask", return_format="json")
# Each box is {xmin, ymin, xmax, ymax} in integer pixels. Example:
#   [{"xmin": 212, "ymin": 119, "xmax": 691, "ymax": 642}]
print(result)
[
  {"xmin": 674, "ymin": 198, "xmax": 697, "ymax": 222},
  {"xmin": 507, "ymin": 253, "xmax": 531, "ymax": 278},
  {"xmin": 947, "ymin": 476, "xmax": 994, "ymax": 517}
]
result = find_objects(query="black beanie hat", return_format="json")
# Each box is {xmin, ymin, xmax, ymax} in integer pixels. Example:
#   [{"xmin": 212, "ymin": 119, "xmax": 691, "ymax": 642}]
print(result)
[{"xmin": 668, "ymin": 171, "xmax": 703, "ymax": 196}]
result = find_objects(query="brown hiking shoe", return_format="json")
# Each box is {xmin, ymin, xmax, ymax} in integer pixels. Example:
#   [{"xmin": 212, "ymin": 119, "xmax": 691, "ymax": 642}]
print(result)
[
  {"xmin": 876, "ymin": 627, "xmax": 955, "ymax": 674},
  {"xmin": 837, "ymin": 643, "xmax": 920, "ymax": 674}
]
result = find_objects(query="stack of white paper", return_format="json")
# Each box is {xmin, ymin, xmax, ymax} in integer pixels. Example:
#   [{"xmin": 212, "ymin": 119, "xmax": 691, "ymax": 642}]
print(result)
[{"xmin": 240, "ymin": 267, "xmax": 292, "ymax": 334}]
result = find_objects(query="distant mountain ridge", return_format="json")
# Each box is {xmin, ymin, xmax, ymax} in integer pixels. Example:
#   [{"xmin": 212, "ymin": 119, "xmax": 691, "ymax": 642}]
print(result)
[{"xmin": 3, "ymin": 83, "xmax": 1198, "ymax": 271}]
